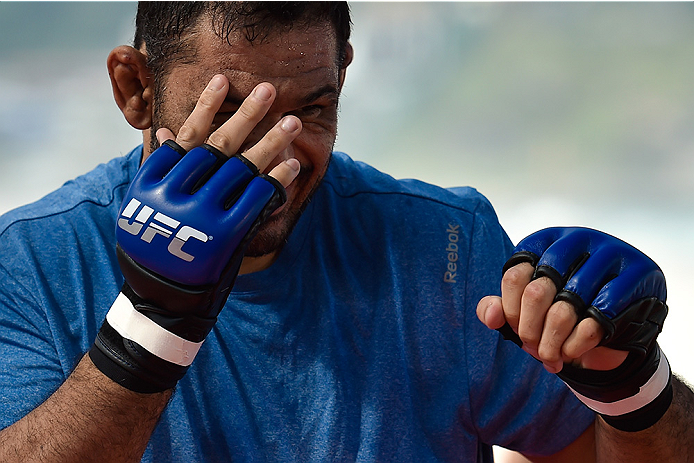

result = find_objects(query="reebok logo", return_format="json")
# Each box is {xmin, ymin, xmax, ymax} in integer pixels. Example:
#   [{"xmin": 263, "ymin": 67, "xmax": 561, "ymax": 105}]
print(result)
[
  {"xmin": 117, "ymin": 198, "xmax": 209, "ymax": 262},
  {"xmin": 444, "ymin": 223, "xmax": 460, "ymax": 284}
]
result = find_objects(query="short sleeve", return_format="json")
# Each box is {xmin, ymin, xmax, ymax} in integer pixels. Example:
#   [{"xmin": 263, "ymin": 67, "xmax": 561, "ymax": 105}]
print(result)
[{"xmin": 462, "ymin": 203, "xmax": 595, "ymax": 455}]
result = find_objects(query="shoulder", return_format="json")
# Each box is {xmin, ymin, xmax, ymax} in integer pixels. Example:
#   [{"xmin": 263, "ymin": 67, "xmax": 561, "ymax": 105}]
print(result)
[
  {"xmin": 0, "ymin": 146, "xmax": 141, "ymax": 336},
  {"xmin": 323, "ymin": 152, "xmax": 499, "ymax": 222},
  {"xmin": 0, "ymin": 146, "xmax": 141, "ymax": 290},
  {"xmin": 0, "ymin": 146, "xmax": 141, "ymax": 241},
  {"xmin": 314, "ymin": 152, "xmax": 513, "ymax": 289}
]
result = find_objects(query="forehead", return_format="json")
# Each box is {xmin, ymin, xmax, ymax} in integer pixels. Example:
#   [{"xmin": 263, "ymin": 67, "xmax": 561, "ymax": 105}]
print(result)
[{"xmin": 177, "ymin": 21, "xmax": 339, "ymax": 96}]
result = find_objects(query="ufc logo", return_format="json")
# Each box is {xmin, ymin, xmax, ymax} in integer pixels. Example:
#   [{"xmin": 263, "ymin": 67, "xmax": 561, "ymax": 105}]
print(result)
[{"xmin": 117, "ymin": 198, "xmax": 208, "ymax": 262}]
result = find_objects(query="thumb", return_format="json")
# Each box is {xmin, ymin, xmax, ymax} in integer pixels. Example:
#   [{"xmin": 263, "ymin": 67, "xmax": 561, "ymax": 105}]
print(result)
[{"xmin": 156, "ymin": 128, "xmax": 176, "ymax": 147}]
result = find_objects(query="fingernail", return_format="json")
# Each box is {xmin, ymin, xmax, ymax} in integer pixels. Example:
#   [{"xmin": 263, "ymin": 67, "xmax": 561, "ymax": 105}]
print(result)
[
  {"xmin": 286, "ymin": 158, "xmax": 300, "ymax": 173},
  {"xmin": 281, "ymin": 116, "xmax": 300, "ymax": 133},
  {"xmin": 254, "ymin": 84, "xmax": 272, "ymax": 101},
  {"xmin": 209, "ymin": 75, "xmax": 225, "ymax": 91}
]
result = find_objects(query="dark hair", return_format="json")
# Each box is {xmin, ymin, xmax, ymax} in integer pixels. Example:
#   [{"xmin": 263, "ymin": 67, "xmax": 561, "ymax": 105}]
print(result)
[{"xmin": 134, "ymin": 1, "xmax": 351, "ymax": 82}]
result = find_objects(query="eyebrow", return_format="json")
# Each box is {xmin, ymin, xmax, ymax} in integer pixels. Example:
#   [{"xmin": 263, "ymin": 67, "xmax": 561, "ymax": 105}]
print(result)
[
  {"xmin": 300, "ymin": 85, "xmax": 339, "ymax": 106},
  {"xmin": 224, "ymin": 84, "xmax": 339, "ymax": 108}
]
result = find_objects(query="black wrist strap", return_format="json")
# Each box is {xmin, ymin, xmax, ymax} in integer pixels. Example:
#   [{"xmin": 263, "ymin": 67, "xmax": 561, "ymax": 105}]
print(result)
[
  {"xmin": 559, "ymin": 345, "xmax": 673, "ymax": 432},
  {"xmin": 601, "ymin": 378, "xmax": 673, "ymax": 432},
  {"xmin": 89, "ymin": 318, "xmax": 187, "ymax": 393}
]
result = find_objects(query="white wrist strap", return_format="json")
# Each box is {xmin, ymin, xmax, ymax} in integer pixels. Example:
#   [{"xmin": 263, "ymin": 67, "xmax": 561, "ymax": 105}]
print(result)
[
  {"xmin": 106, "ymin": 292, "xmax": 203, "ymax": 367},
  {"xmin": 567, "ymin": 346, "xmax": 670, "ymax": 417}
]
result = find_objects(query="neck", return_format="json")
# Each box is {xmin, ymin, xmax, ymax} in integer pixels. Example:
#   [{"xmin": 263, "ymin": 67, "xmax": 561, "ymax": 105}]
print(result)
[{"xmin": 238, "ymin": 252, "xmax": 278, "ymax": 275}]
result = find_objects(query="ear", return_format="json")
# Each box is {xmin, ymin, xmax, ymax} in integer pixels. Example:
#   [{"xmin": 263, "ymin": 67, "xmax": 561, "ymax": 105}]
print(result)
[
  {"xmin": 107, "ymin": 45, "xmax": 153, "ymax": 130},
  {"xmin": 338, "ymin": 42, "xmax": 353, "ymax": 92}
]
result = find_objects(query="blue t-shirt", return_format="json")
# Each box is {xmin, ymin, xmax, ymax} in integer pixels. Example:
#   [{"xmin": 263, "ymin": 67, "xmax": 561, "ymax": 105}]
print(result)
[{"xmin": 0, "ymin": 146, "xmax": 595, "ymax": 461}]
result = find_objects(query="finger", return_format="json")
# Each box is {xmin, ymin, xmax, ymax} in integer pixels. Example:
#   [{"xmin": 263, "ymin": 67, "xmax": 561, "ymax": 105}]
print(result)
[
  {"xmin": 156, "ymin": 128, "xmax": 176, "ymax": 146},
  {"xmin": 241, "ymin": 116, "xmax": 302, "ymax": 173},
  {"xmin": 537, "ymin": 300, "xmax": 578, "ymax": 373},
  {"xmin": 562, "ymin": 317, "xmax": 605, "ymax": 360},
  {"xmin": 501, "ymin": 262, "xmax": 534, "ymax": 331},
  {"xmin": 267, "ymin": 158, "xmax": 301, "ymax": 189},
  {"xmin": 176, "ymin": 75, "xmax": 229, "ymax": 151},
  {"xmin": 476, "ymin": 296, "xmax": 506, "ymax": 330},
  {"xmin": 207, "ymin": 82, "xmax": 276, "ymax": 155},
  {"xmin": 517, "ymin": 276, "xmax": 557, "ymax": 349}
]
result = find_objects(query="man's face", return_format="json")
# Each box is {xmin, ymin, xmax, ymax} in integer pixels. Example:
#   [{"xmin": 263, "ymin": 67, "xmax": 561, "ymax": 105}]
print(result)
[{"xmin": 150, "ymin": 22, "xmax": 341, "ymax": 258}]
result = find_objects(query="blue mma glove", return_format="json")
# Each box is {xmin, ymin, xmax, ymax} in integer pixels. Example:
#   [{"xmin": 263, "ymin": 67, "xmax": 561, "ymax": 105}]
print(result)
[
  {"xmin": 497, "ymin": 227, "xmax": 671, "ymax": 432},
  {"xmin": 89, "ymin": 140, "xmax": 286, "ymax": 393}
]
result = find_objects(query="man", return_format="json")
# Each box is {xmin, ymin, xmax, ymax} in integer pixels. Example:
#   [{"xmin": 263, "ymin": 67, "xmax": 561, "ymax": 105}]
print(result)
[{"xmin": 0, "ymin": 3, "xmax": 691, "ymax": 462}]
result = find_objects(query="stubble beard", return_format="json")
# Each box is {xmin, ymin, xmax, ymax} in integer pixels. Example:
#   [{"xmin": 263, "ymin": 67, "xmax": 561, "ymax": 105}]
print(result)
[{"xmin": 243, "ymin": 162, "xmax": 321, "ymax": 258}]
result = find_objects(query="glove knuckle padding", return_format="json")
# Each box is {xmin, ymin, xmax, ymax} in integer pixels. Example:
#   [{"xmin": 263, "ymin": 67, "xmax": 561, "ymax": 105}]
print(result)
[
  {"xmin": 509, "ymin": 227, "xmax": 667, "ymax": 354},
  {"xmin": 116, "ymin": 141, "xmax": 283, "ymax": 288},
  {"xmin": 133, "ymin": 140, "xmax": 186, "ymax": 182},
  {"xmin": 92, "ymin": 140, "xmax": 286, "ymax": 392},
  {"xmin": 496, "ymin": 227, "xmax": 672, "ymax": 431},
  {"xmin": 158, "ymin": 145, "xmax": 222, "ymax": 194}
]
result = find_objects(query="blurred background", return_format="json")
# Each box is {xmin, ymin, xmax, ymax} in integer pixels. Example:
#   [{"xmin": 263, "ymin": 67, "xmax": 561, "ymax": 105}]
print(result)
[{"xmin": 1, "ymin": 2, "xmax": 693, "ymax": 457}]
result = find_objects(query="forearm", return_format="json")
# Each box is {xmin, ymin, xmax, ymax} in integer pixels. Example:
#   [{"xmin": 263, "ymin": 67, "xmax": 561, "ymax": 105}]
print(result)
[
  {"xmin": 596, "ymin": 374, "xmax": 694, "ymax": 462},
  {"xmin": 0, "ymin": 354, "xmax": 171, "ymax": 463}
]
